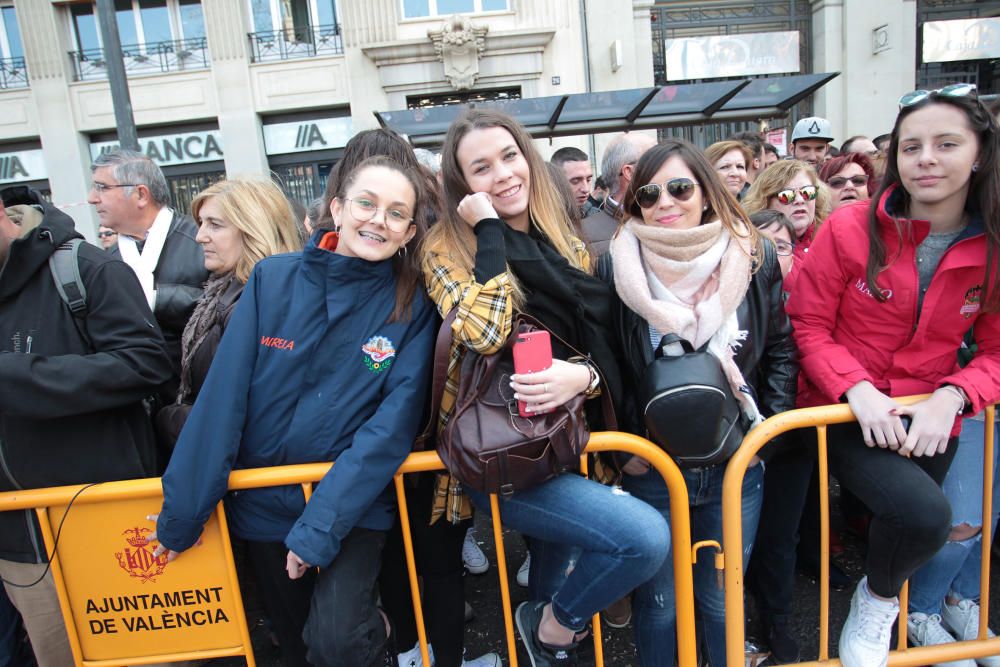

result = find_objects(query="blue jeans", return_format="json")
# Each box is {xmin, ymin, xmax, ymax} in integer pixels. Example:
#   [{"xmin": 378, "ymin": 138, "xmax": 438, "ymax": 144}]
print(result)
[
  {"xmin": 909, "ymin": 416, "xmax": 1000, "ymax": 615},
  {"xmin": 465, "ymin": 472, "xmax": 670, "ymax": 632},
  {"xmin": 624, "ymin": 461, "xmax": 764, "ymax": 667}
]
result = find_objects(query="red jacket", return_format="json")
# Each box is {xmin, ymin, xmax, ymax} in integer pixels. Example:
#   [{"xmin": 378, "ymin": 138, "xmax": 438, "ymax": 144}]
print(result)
[{"xmin": 786, "ymin": 187, "xmax": 1000, "ymax": 426}]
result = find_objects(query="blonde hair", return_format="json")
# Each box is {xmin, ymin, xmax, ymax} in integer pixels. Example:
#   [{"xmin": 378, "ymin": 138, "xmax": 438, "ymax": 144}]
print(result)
[
  {"xmin": 703, "ymin": 140, "xmax": 753, "ymax": 170},
  {"xmin": 742, "ymin": 160, "xmax": 832, "ymax": 237},
  {"xmin": 424, "ymin": 109, "xmax": 585, "ymax": 290},
  {"xmin": 191, "ymin": 178, "xmax": 302, "ymax": 283}
]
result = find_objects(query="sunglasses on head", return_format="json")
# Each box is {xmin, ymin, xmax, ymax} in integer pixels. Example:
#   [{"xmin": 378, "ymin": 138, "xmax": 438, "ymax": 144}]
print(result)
[
  {"xmin": 774, "ymin": 185, "xmax": 818, "ymax": 205},
  {"xmin": 635, "ymin": 178, "xmax": 699, "ymax": 208},
  {"xmin": 898, "ymin": 83, "xmax": 977, "ymax": 109},
  {"xmin": 827, "ymin": 175, "xmax": 868, "ymax": 189}
]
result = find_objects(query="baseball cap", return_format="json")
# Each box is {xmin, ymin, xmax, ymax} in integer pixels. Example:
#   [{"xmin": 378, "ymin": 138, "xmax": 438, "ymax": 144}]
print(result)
[{"xmin": 791, "ymin": 117, "xmax": 834, "ymax": 143}]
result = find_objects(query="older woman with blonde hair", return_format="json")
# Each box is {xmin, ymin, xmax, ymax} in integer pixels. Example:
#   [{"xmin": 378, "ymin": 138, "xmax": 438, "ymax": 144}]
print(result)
[
  {"xmin": 155, "ymin": 177, "xmax": 302, "ymax": 450},
  {"xmin": 704, "ymin": 139, "xmax": 753, "ymax": 200},
  {"xmin": 742, "ymin": 160, "xmax": 832, "ymax": 263}
]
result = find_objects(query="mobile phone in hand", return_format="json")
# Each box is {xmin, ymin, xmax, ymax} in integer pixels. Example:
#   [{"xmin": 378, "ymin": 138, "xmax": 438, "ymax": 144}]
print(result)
[{"xmin": 512, "ymin": 330, "xmax": 553, "ymax": 417}]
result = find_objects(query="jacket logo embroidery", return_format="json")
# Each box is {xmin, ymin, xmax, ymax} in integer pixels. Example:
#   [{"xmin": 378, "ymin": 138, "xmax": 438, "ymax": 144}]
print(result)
[
  {"xmin": 362, "ymin": 335, "xmax": 396, "ymax": 374},
  {"xmin": 115, "ymin": 527, "xmax": 168, "ymax": 583},
  {"xmin": 261, "ymin": 336, "xmax": 295, "ymax": 350},
  {"xmin": 854, "ymin": 278, "xmax": 892, "ymax": 300},
  {"xmin": 961, "ymin": 285, "xmax": 982, "ymax": 318}
]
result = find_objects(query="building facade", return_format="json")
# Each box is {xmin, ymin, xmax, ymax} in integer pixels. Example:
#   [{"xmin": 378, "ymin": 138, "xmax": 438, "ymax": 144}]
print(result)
[{"xmin": 0, "ymin": 0, "xmax": 997, "ymax": 238}]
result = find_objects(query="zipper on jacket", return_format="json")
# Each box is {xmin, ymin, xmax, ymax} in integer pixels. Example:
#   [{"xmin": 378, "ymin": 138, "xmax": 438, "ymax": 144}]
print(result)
[{"xmin": 25, "ymin": 335, "xmax": 32, "ymax": 354}]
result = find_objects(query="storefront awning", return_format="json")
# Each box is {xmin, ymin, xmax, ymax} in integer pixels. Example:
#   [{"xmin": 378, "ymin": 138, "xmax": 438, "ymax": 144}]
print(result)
[{"xmin": 374, "ymin": 72, "xmax": 839, "ymax": 147}]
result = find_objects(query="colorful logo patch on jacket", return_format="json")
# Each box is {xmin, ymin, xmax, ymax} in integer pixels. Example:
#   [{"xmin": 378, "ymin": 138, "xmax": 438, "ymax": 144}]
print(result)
[
  {"xmin": 961, "ymin": 285, "xmax": 982, "ymax": 318},
  {"xmin": 362, "ymin": 335, "xmax": 396, "ymax": 374}
]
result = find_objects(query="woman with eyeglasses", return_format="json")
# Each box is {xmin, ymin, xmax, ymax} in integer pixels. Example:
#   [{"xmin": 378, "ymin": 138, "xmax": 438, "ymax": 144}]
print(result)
[
  {"xmin": 749, "ymin": 210, "xmax": 796, "ymax": 279},
  {"xmin": 786, "ymin": 83, "xmax": 1000, "ymax": 667},
  {"xmin": 423, "ymin": 108, "xmax": 670, "ymax": 666},
  {"xmin": 597, "ymin": 139, "xmax": 797, "ymax": 666},
  {"xmin": 820, "ymin": 152, "xmax": 877, "ymax": 210},
  {"xmin": 150, "ymin": 156, "xmax": 438, "ymax": 667}
]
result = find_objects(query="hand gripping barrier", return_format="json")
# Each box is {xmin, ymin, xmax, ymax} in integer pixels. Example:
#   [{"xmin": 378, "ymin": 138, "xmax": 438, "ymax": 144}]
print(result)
[
  {"xmin": 721, "ymin": 397, "xmax": 999, "ymax": 666},
  {"xmin": 0, "ymin": 432, "xmax": 697, "ymax": 667}
]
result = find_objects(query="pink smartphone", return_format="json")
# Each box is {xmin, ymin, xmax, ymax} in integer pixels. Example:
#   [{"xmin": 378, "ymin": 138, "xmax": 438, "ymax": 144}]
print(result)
[{"xmin": 512, "ymin": 330, "xmax": 553, "ymax": 417}]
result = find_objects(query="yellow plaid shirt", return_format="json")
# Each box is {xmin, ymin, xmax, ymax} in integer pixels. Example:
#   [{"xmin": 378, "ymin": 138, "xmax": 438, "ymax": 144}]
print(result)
[{"xmin": 423, "ymin": 239, "xmax": 596, "ymax": 523}]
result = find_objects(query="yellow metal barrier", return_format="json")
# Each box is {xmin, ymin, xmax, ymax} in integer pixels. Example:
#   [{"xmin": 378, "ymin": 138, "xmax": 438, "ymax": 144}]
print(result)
[
  {"xmin": 0, "ymin": 432, "xmax": 695, "ymax": 667},
  {"xmin": 721, "ymin": 398, "xmax": 1000, "ymax": 666}
]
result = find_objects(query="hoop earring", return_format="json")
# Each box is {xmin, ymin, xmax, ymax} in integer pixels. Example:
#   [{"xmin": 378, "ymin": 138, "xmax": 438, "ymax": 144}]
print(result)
[{"xmin": 397, "ymin": 244, "xmax": 408, "ymax": 258}]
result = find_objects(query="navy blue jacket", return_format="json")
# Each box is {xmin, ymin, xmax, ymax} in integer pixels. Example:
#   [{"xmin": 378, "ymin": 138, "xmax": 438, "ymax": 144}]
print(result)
[{"xmin": 156, "ymin": 235, "xmax": 436, "ymax": 567}]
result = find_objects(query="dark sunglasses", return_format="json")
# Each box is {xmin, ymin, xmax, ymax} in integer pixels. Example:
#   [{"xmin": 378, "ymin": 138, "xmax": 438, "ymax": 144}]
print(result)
[
  {"xmin": 98, "ymin": 230, "xmax": 117, "ymax": 239},
  {"xmin": 898, "ymin": 83, "xmax": 977, "ymax": 109},
  {"xmin": 635, "ymin": 178, "xmax": 699, "ymax": 208},
  {"xmin": 827, "ymin": 175, "xmax": 869, "ymax": 189},
  {"xmin": 774, "ymin": 185, "xmax": 818, "ymax": 205}
]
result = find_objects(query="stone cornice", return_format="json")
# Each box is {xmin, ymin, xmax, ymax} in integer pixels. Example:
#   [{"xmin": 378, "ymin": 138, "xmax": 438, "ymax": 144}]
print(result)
[{"xmin": 362, "ymin": 27, "xmax": 555, "ymax": 67}]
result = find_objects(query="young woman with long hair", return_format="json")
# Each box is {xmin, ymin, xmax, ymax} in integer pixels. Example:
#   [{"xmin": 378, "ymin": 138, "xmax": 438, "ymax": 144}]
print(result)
[
  {"xmin": 423, "ymin": 108, "xmax": 669, "ymax": 665},
  {"xmin": 598, "ymin": 139, "xmax": 797, "ymax": 666},
  {"xmin": 150, "ymin": 156, "xmax": 437, "ymax": 667},
  {"xmin": 786, "ymin": 84, "xmax": 1000, "ymax": 667}
]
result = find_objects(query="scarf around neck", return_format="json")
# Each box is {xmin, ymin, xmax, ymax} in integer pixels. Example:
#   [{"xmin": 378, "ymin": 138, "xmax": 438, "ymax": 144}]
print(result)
[
  {"xmin": 610, "ymin": 218, "xmax": 762, "ymax": 424},
  {"xmin": 177, "ymin": 272, "xmax": 236, "ymax": 404}
]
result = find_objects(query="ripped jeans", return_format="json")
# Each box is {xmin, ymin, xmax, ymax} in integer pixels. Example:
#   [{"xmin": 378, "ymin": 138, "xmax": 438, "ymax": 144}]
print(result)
[{"xmin": 623, "ymin": 461, "xmax": 764, "ymax": 667}]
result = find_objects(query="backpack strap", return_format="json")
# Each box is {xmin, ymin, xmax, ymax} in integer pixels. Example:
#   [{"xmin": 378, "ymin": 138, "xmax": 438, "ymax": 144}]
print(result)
[
  {"xmin": 413, "ymin": 308, "xmax": 458, "ymax": 451},
  {"xmin": 48, "ymin": 239, "xmax": 87, "ymax": 315}
]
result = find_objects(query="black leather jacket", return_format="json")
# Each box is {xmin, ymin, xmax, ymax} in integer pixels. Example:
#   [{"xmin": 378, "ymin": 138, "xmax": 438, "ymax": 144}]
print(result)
[{"xmin": 596, "ymin": 238, "xmax": 798, "ymax": 461}]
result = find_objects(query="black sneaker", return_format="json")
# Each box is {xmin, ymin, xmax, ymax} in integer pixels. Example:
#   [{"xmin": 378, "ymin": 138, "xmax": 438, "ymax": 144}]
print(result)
[
  {"xmin": 765, "ymin": 620, "xmax": 800, "ymax": 663},
  {"xmin": 515, "ymin": 600, "xmax": 579, "ymax": 666}
]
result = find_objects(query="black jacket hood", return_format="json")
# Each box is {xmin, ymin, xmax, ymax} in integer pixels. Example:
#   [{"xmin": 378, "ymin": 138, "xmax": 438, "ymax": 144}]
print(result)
[{"xmin": 0, "ymin": 186, "xmax": 83, "ymax": 302}]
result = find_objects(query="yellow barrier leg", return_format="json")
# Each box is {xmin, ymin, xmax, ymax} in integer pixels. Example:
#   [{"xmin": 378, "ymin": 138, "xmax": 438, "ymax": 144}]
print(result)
[
  {"xmin": 817, "ymin": 425, "xmax": 830, "ymax": 661},
  {"xmin": 899, "ymin": 582, "xmax": 910, "ymax": 652},
  {"xmin": 393, "ymin": 475, "xmax": 432, "ymax": 667},
  {"xmin": 489, "ymin": 494, "xmax": 519, "ymax": 667},
  {"xmin": 214, "ymin": 503, "xmax": 257, "ymax": 667},
  {"xmin": 981, "ymin": 406, "xmax": 995, "ymax": 640},
  {"xmin": 35, "ymin": 507, "xmax": 87, "ymax": 667},
  {"xmin": 591, "ymin": 613, "xmax": 604, "ymax": 667}
]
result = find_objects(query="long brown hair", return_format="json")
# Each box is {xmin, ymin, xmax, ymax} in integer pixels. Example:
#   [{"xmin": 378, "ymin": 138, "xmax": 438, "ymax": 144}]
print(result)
[
  {"xmin": 423, "ymin": 109, "xmax": 585, "ymax": 286},
  {"xmin": 334, "ymin": 156, "xmax": 428, "ymax": 322},
  {"xmin": 866, "ymin": 93, "xmax": 1000, "ymax": 310}
]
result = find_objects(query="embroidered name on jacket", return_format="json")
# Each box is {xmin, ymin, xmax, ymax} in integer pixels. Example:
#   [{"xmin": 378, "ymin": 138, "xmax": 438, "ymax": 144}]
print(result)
[
  {"xmin": 362, "ymin": 335, "xmax": 396, "ymax": 374},
  {"xmin": 261, "ymin": 336, "xmax": 295, "ymax": 350}
]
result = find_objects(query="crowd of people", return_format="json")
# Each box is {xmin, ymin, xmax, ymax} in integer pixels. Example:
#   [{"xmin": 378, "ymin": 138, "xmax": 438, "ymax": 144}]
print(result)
[{"xmin": 1, "ymin": 81, "xmax": 999, "ymax": 667}]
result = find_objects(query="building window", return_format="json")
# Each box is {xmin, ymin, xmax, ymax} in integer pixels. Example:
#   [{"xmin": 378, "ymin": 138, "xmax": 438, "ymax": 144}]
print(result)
[
  {"xmin": 248, "ymin": 0, "xmax": 342, "ymax": 62},
  {"xmin": 0, "ymin": 3, "xmax": 27, "ymax": 89},
  {"xmin": 402, "ymin": 0, "xmax": 507, "ymax": 20},
  {"xmin": 69, "ymin": 0, "xmax": 209, "ymax": 81}
]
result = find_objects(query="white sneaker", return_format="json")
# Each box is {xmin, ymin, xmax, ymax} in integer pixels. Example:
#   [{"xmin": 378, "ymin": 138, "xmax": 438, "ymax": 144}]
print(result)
[
  {"xmin": 838, "ymin": 577, "xmax": 899, "ymax": 667},
  {"xmin": 907, "ymin": 612, "xmax": 977, "ymax": 667},
  {"xmin": 942, "ymin": 598, "xmax": 1000, "ymax": 667},
  {"xmin": 516, "ymin": 551, "xmax": 530, "ymax": 588},
  {"xmin": 462, "ymin": 649, "xmax": 502, "ymax": 666},
  {"xmin": 463, "ymin": 527, "xmax": 489, "ymax": 574},
  {"xmin": 397, "ymin": 641, "xmax": 435, "ymax": 667}
]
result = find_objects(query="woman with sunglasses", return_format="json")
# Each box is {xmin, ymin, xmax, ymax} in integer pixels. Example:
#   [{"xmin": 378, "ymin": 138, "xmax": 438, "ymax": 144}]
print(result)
[
  {"xmin": 423, "ymin": 108, "xmax": 670, "ymax": 666},
  {"xmin": 150, "ymin": 156, "xmax": 438, "ymax": 667},
  {"xmin": 820, "ymin": 152, "xmax": 877, "ymax": 210},
  {"xmin": 597, "ymin": 139, "xmax": 797, "ymax": 666},
  {"xmin": 743, "ymin": 160, "xmax": 831, "ymax": 262},
  {"xmin": 786, "ymin": 83, "xmax": 1000, "ymax": 667}
]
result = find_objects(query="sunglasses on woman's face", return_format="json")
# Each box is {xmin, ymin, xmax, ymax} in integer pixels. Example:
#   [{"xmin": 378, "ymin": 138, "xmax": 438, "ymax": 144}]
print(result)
[
  {"xmin": 898, "ymin": 83, "xmax": 977, "ymax": 109},
  {"xmin": 774, "ymin": 185, "xmax": 818, "ymax": 205},
  {"xmin": 635, "ymin": 178, "xmax": 700, "ymax": 208},
  {"xmin": 827, "ymin": 175, "xmax": 868, "ymax": 189}
]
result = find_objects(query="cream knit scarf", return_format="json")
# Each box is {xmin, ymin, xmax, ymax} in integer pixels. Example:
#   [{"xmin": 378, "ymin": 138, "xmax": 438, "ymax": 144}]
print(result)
[{"xmin": 611, "ymin": 218, "xmax": 763, "ymax": 424}]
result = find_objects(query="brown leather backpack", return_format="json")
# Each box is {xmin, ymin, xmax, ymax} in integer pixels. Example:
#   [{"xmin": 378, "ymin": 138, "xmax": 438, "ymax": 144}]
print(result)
[{"xmin": 429, "ymin": 312, "xmax": 601, "ymax": 498}]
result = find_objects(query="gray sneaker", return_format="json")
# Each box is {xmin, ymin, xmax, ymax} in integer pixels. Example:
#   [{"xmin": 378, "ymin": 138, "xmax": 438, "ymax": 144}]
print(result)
[{"xmin": 515, "ymin": 600, "xmax": 579, "ymax": 667}]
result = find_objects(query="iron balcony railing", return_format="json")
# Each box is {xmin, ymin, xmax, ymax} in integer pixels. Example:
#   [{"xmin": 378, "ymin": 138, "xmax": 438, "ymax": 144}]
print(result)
[
  {"xmin": 0, "ymin": 57, "xmax": 28, "ymax": 89},
  {"xmin": 68, "ymin": 37, "xmax": 209, "ymax": 82},
  {"xmin": 248, "ymin": 23, "xmax": 343, "ymax": 63}
]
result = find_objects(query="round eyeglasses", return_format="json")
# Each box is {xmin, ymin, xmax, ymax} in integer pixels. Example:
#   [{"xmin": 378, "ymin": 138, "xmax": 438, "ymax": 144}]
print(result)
[{"xmin": 345, "ymin": 198, "xmax": 414, "ymax": 232}]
